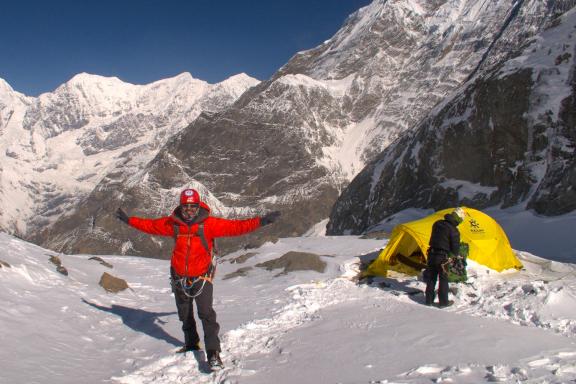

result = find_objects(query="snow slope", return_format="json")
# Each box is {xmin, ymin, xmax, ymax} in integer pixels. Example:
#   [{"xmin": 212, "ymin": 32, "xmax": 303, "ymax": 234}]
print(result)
[{"xmin": 1, "ymin": 228, "xmax": 576, "ymax": 384}]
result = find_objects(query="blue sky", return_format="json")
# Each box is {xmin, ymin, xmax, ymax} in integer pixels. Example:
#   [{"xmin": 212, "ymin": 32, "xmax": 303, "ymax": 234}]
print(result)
[{"xmin": 1, "ymin": 0, "xmax": 371, "ymax": 96}]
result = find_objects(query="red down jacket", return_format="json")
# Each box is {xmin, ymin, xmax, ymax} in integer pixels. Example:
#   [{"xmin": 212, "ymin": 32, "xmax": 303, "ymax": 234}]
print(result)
[{"xmin": 128, "ymin": 202, "xmax": 261, "ymax": 277}]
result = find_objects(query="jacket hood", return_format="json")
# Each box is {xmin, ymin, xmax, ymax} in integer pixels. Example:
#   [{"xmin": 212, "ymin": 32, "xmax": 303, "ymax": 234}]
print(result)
[{"xmin": 444, "ymin": 213, "xmax": 460, "ymax": 227}]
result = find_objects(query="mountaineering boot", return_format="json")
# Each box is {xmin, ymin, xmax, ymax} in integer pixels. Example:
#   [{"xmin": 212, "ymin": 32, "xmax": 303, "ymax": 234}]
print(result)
[
  {"xmin": 438, "ymin": 300, "xmax": 454, "ymax": 308},
  {"xmin": 207, "ymin": 350, "xmax": 224, "ymax": 370},
  {"xmin": 176, "ymin": 329, "xmax": 201, "ymax": 353},
  {"xmin": 176, "ymin": 342, "xmax": 201, "ymax": 353}
]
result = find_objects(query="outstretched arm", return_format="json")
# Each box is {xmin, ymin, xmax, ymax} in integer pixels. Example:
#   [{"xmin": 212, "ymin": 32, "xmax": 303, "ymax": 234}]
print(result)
[
  {"xmin": 115, "ymin": 208, "xmax": 174, "ymax": 237},
  {"xmin": 207, "ymin": 217, "xmax": 261, "ymax": 238},
  {"xmin": 207, "ymin": 211, "xmax": 281, "ymax": 238}
]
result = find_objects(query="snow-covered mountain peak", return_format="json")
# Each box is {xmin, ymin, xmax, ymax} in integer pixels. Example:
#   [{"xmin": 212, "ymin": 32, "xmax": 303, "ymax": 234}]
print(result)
[
  {"xmin": 61, "ymin": 72, "xmax": 135, "ymax": 94},
  {"xmin": 0, "ymin": 77, "xmax": 30, "ymax": 106},
  {"xmin": 218, "ymin": 72, "xmax": 260, "ymax": 89},
  {"xmin": 0, "ymin": 77, "xmax": 15, "ymax": 93},
  {"xmin": 197, "ymin": 73, "xmax": 260, "ymax": 108},
  {"xmin": 146, "ymin": 72, "xmax": 207, "ymax": 89},
  {"xmin": 68, "ymin": 71, "xmax": 124, "ymax": 84},
  {"xmin": 39, "ymin": 72, "xmax": 142, "ymax": 119},
  {"xmin": 167, "ymin": 71, "xmax": 196, "ymax": 82},
  {"xmin": 53, "ymin": 72, "xmax": 210, "ymax": 106}
]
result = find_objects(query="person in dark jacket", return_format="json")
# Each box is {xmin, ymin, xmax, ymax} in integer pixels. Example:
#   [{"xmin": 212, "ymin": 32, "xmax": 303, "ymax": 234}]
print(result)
[
  {"xmin": 425, "ymin": 207, "xmax": 465, "ymax": 308},
  {"xmin": 115, "ymin": 188, "xmax": 280, "ymax": 370}
]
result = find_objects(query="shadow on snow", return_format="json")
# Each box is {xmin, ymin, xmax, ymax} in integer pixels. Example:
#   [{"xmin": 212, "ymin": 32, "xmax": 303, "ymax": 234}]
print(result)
[{"xmin": 82, "ymin": 298, "xmax": 181, "ymax": 347}]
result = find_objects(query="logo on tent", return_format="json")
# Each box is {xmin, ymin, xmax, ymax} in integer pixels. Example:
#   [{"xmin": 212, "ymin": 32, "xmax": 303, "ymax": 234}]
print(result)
[{"xmin": 470, "ymin": 219, "xmax": 484, "ymax": 233}]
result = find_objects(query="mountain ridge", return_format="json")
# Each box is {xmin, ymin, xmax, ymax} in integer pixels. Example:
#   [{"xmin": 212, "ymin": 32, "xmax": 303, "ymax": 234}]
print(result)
[{"xmin": 0, "ymin": 72, "xmax": 259, "ymax": 235}]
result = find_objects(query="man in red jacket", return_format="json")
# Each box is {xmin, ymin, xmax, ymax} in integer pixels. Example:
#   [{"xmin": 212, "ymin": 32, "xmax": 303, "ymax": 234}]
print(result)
[{"xmin": 115, "ymin": 188, "xmax": 280, "ymax": 370}]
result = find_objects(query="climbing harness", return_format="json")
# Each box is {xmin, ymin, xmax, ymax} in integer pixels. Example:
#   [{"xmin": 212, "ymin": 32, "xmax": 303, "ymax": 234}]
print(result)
[{"xmin": 172, "ymin": 265, "xmax": 215, "ymax": 299}]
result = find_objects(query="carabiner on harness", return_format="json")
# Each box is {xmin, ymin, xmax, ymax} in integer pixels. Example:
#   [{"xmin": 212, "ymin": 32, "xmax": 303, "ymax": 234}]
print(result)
[
  {"xmin": 173, "ymin": 263, "xmax": 216, "ymax": 299},
  {"xmin": 177, "ymin": 276, "xmax": 209, "ymax": 298}
]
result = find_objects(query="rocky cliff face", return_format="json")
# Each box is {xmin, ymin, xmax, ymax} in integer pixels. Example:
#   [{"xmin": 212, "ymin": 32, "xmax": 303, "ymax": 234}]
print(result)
[
  {"xmin": 274, "ymin": 0, "xmax": 576, "ymax": 167},
  {"xmin": 327, "ymin": 8, "xmax": 576, "ymax": 234},
  {"xmin": 10, "ymin": 0, "xmax": 576, "ymax": 257}
]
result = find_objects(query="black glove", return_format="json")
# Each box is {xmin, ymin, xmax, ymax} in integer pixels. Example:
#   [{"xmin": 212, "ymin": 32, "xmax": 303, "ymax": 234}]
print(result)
[
  {"xmin": 260, "ymin": 211, "xmax": 281, "ymax": 226},
  {"xmin": 115, "ymin": 208, "xmax": 129, "ymax": 224}
]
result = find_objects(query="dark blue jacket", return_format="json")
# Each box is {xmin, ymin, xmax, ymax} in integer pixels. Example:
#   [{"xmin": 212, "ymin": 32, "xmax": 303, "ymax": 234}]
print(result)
[{"xmin": 428, "ymin": 213, "xmax": 461, "ymax": 256}]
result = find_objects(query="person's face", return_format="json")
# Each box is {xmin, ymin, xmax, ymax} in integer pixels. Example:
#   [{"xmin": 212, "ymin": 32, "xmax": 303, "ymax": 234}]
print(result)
[{"xmin": 181, "ymin": 204, "xmax": 199, "ymax": 220}]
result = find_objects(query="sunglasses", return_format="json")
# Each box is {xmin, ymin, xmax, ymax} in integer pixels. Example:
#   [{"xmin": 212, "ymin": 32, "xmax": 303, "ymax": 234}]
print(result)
[{"xmin": 182, "ymin": 204, "xmax": 199, "ymax": 211}]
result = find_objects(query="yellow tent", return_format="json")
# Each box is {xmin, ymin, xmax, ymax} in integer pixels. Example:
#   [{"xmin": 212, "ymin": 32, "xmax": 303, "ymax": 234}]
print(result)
[{"xmin": 365, "ymin": 207, "xmax": 522, "ymax": 277}]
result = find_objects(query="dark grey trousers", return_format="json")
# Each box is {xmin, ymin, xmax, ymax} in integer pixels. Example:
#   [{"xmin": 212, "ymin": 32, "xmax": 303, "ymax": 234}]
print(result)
[
  {"xmin": 425, "ymin": 252, "xmax": 449, "ymax": 306},
  {"xmin": 172, "ymin": 272, "xmax": 220, "ymax": 352}
]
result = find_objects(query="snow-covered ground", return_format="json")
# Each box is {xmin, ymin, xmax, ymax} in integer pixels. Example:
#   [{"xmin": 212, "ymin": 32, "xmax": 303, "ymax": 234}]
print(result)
[{"xmin": 1, "ymin": 224, "xmax": 576, "ymax": 384}]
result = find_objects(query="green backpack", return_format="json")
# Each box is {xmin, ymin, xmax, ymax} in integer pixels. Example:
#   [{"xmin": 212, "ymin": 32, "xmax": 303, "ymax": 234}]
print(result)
[{"xmin": 446, "ymin": 242, "xmax": 469, "ymax": 283}]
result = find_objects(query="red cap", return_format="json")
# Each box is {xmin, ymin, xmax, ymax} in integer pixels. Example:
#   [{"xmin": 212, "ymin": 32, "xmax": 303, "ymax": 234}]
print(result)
[{"xmin": 180, "ymin": 189, "xmax": 200, "ymax": 205}]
